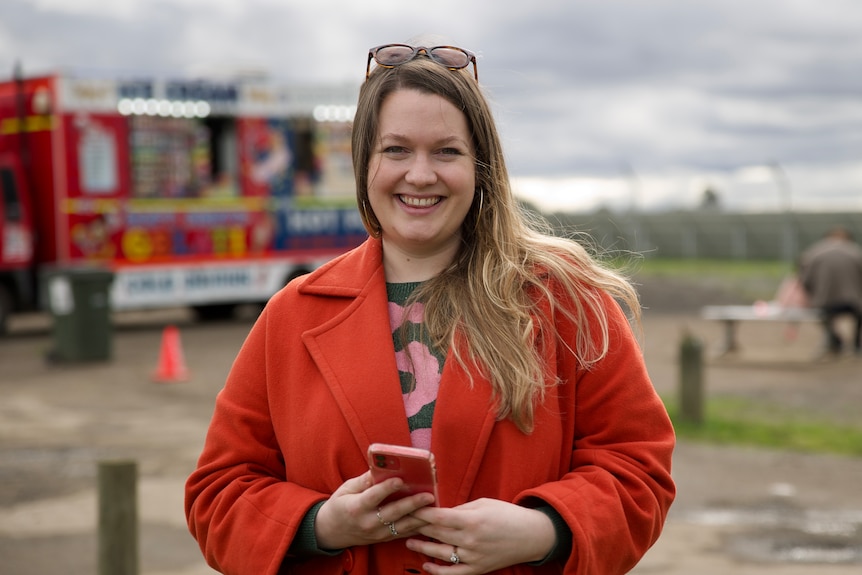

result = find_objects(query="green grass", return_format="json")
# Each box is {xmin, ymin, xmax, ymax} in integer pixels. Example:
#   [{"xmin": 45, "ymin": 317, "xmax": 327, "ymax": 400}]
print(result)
[
  {"xmin": 611, "ymin": 257, "xmax": 796, "ymax": 302},
  {"xmin": 631, "ymin": 258, "xmax": 862, "ymax": 457},
  {"xmin": 664, "ymin": 396, "xmax": 862, "ymax": 456},
  {"xmin": 632, "ymin": 258, "xmax": 792, "ymax": 279}
]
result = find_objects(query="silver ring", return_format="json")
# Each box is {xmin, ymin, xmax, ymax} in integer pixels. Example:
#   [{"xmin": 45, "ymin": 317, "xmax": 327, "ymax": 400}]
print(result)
[
  {"xmin": 376, "ymin": 510, "xmax": 390, "ymax": 526},
  {"xmin": 389, "ymin": 522, "xmax": 398, "ymax": 536},
  {"xmin": 449, "ymin": 546, "xmax": 460, "ymax": 564}
]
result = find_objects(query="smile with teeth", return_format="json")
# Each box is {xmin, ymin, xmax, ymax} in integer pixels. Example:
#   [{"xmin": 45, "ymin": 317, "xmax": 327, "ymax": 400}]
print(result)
[{"xmin": 399, "ymin": 195, "xmax": 442, "ymax": 208}]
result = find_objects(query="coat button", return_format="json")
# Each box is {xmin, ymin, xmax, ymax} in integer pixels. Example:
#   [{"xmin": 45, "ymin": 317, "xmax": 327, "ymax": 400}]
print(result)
[{"xmin": 341, "ymin": 548, "xmax": 355, "ymax": 571}]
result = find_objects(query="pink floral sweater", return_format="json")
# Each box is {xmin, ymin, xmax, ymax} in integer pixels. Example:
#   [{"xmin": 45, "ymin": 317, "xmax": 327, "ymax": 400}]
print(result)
[{"xmin": 387, "ymin": 282, "xmax": 445, "ymax": 450}]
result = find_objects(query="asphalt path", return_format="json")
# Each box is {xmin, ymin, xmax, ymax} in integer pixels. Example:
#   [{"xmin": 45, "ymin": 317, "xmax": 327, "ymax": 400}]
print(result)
[{"xmin": 0, "ymin": 305, "xmax": 860, "ymax": 575}]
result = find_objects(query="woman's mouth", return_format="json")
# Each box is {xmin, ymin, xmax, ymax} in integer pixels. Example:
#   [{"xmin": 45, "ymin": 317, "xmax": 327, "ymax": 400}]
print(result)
[{"xmin": 399, "ymin": 195, "xmax": 442, "ymax": 208}]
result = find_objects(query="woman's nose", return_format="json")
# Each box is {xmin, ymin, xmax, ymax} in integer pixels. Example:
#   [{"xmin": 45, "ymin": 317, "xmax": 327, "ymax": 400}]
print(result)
[{"xmin": 404, "ymin": 155, "xmax": 438, "ymax": 187}]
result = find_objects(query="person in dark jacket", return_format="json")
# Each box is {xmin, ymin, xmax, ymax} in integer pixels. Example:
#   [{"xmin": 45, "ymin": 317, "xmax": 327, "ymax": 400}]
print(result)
[{"xmin": 800, "ymin": 226, "xmax": 862, "ymax": 356}]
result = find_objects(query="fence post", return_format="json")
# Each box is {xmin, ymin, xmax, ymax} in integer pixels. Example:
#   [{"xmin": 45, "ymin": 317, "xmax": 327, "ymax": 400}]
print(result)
[
  {"xmin": 98, "ymin": 460, "xmax": 139, "ymax": 575},
  {"xmin": 679, "ymin": 332, "xmax": 704, "ymax": 425}
]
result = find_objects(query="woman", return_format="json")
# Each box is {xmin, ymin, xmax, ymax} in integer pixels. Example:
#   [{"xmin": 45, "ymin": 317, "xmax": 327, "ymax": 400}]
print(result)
[{"xmin": 185, "ymin": 41, "xmax": 676, "ymax": 575}]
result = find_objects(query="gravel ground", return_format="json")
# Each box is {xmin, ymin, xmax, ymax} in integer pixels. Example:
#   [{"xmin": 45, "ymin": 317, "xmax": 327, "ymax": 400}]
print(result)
[{"xmin": 0, "ymin": 276, "xmax": 860, "ymax": 575}]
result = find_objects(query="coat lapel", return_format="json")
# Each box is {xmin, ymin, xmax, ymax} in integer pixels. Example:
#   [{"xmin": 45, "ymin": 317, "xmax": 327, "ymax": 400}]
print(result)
[
  {"xmin": 299, "ymin": 239, "xmax": 499, "ymax": 506},
  {"xmin": 302, "ymin": 291, "xmax": 413, "ymax": 451},
  {"xmin": 431, "ymin": 359, "xmax": 497, "ymax": 507},
  {"xmin": 300, "ymin": 240, "xmax": 412, "ymax": 452}
]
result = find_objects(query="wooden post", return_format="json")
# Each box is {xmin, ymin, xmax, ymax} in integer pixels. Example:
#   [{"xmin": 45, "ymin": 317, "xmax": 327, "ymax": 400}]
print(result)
[
  {"xmin": 679, "ymin": 332, "xmax": 704, "ymax": 425},
  {"xmin": 98, "ymin": 460, "xmax": 138, "ymax": 575}
]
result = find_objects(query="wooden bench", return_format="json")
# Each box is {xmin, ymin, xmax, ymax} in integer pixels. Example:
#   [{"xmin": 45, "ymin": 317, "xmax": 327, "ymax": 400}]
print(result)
[{"xmin": 700, "ymin": 303, "xmax": 822, "ymax": 355}]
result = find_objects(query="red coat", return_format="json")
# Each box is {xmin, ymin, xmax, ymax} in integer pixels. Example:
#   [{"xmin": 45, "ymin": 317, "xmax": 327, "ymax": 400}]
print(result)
[{"xmin": 185, "ymin": 238, "xmax": 676, "ymax": 575}]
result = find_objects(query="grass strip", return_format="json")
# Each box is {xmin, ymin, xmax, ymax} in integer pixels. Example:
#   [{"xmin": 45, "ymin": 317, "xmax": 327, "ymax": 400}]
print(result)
[{"xmin": 664, "ymin": 396, "xmax": 862, "ymax": 457}]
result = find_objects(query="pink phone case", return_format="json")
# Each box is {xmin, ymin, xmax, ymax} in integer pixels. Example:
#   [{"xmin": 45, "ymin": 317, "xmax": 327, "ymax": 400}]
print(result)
[{"xmin": 367, "ymin": 443, "xmax": 439, "ymax": 506}]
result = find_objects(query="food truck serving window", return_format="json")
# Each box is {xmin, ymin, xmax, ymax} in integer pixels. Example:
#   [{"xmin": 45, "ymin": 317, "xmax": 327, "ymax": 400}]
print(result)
[{"xmin": 130, "ymin": 116, "xmax": 215, "ymax": 198}]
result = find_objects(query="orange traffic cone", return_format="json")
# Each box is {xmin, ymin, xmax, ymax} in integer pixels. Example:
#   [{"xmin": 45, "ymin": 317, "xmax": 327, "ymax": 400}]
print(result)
[{"xmin": 151, "ymin": 325, "xmax": 190, "ymax": 383}]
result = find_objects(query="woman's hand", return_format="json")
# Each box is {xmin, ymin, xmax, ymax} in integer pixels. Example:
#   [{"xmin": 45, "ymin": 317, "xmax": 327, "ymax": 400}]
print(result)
[
  {"xmin": 406, "ymin": 498, "xmax": 557, "ymax": 574},
  {"xmin": 314, "ymin": 470, "xmax": 436, "ymax": 550}
]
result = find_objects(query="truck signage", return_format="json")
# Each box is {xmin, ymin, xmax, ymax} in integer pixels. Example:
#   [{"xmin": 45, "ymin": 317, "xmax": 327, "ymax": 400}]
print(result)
[{"xmin": 0, "ymin": 71, "xmax": 365, "ymax": 331}]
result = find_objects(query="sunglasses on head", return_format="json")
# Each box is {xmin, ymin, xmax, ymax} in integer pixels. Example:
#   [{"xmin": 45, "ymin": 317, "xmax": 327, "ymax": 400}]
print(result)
[{"xmin": 366, "ymin": 44, "xmax": 478, "ymax": 81}]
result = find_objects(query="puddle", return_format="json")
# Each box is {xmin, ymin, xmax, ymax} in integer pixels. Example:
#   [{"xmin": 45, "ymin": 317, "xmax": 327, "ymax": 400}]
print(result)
[
  {"xmin": 682, "ymin": 504, "xmax": 862, "ymax": 564},
  {"xmin": 728, "ymin": 528, "xmax": 862, "ymax": 564}
]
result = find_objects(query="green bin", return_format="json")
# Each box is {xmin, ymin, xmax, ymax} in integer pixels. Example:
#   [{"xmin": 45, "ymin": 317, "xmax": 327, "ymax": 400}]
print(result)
[{"xmin": 43, "ymin": 268, "xmax": 114, "ymax": 362}]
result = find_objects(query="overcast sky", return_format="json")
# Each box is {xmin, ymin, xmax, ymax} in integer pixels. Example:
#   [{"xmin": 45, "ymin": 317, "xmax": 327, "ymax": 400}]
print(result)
[{"xmin": 2, "ymin": 0, "xmax": 861, "ymax": 213}]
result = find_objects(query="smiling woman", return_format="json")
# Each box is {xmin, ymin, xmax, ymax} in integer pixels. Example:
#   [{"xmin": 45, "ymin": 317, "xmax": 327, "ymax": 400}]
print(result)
[
  {"xmin": 366, "ymin": 89, "xmax": 477, "ymax": 281},
  {"xmin": 185, "ymin": 36, "xmax": 676, "ymax": 575}
]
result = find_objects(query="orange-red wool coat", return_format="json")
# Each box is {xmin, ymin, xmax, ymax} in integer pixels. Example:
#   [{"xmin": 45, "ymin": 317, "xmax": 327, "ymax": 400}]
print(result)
[{"xmin": 185, "ymin": 238, "xmax": 676, "ymax": 575}]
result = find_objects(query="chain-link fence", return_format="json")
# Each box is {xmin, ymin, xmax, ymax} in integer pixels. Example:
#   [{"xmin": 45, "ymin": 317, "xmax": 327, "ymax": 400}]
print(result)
[{"xmin": 549, "ymin": 209, "xmax": 862, "ymax": 262}]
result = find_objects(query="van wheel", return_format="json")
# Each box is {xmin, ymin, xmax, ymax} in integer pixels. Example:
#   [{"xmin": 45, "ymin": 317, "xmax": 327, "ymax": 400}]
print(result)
[
  {"xmin": 0, "ymin": 285, "xmax": 12, "ymax": 336},
  {"xmin": 284, "ymin": 268, "xmax": 311, "ymax": 287},
  {"xmin": 191, "ymin": 303, "xmax": 237, "ymax": 322}
]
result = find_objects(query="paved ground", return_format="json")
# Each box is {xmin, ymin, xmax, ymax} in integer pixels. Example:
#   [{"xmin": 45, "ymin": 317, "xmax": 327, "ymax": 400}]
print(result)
[{"xmin": 0, "ymin": 282, "xmax": 860, "ymax": 575}]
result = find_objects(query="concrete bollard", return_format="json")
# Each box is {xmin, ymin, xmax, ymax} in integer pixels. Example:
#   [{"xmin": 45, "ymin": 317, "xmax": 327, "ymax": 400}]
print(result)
[
  {"xmin": 98, "ymin": 460, "xmax": 139, "ymax": 575},
  {"xmin": 679, "ymin": 332, "xmax": 704, "ymax": 425}
]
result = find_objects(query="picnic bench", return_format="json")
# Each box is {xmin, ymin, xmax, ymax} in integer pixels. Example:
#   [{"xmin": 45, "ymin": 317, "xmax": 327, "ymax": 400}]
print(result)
[{"xmin": 700, "ymin": 303, "xmax": 822, "ymax": 355}]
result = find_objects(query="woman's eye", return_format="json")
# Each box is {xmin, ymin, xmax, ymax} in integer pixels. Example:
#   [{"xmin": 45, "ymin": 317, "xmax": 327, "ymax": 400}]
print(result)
[
  {"xmin": 439, "ymin": 147, "xmax": 462, "ymax": 156},
  {"xmin": 383, "ymin": 146, "xmax": 408, "ymax": 154}
]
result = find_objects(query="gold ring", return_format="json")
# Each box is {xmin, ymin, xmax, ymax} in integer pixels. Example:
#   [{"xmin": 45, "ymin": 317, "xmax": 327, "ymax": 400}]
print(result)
[{"xmin": 376, "ymin": 510, "xmax": 390, "ymax": 526}]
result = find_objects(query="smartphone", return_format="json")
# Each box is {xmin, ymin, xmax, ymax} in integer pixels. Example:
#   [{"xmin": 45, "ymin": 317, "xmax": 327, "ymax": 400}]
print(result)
[{"xmin": 367, "ymin": 443, "xmax": 439, "ymax": 506}]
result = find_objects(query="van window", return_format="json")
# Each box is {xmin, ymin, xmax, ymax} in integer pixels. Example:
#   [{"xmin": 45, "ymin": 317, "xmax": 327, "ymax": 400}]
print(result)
[{"xmin": 1, "ymin": 167, "xmax": 22, "ymax": 222}]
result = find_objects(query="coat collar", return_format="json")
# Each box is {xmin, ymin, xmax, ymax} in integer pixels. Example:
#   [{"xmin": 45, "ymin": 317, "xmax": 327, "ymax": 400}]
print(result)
[
  {"xmin": 298, "ymin": 239, "xmax": 498, "ymax": 506},
  {"xmin": 298, "ymin": 237, "xmax": 385, "ymax": 297}
]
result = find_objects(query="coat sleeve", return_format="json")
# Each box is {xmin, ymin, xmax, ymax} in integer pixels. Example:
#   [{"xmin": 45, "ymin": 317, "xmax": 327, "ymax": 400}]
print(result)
[
  {"xmin": 184, "ymin": 300, "xmax": 327, "ymax": 575},
  {"xmin": 517, "ymin": 292, "xmax": 676, "ymax": 575}
]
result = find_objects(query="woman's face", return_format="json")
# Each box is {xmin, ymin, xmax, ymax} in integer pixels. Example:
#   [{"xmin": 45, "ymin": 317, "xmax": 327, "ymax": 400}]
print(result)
[{"xmin": 367, "ymin": 88, "xmax": 476, "ymax": 262}]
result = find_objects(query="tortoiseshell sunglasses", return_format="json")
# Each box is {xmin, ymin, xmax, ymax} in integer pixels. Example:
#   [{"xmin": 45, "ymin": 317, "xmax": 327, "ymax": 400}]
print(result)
[{"xmin": 366, "ymin": 44, "xmax": 478, "ymax": 81}]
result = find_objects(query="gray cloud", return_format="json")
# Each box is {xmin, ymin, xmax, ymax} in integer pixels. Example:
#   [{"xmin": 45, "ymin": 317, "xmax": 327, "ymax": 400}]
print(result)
[{"xmin": 1, "ymin": 0, "xmax": 860, "ymax": 211}]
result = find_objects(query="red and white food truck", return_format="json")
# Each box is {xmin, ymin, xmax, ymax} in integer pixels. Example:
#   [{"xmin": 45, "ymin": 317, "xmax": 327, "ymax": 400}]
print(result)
[{"xmin": 0, "ymin": 69, "xmax": 366, "ymax": 333}]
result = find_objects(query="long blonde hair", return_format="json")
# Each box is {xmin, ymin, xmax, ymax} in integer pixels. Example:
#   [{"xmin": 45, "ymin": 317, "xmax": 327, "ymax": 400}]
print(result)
[{"xmin": 353, "ymin": 57, "xmax": 641, "ymax": 433}]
